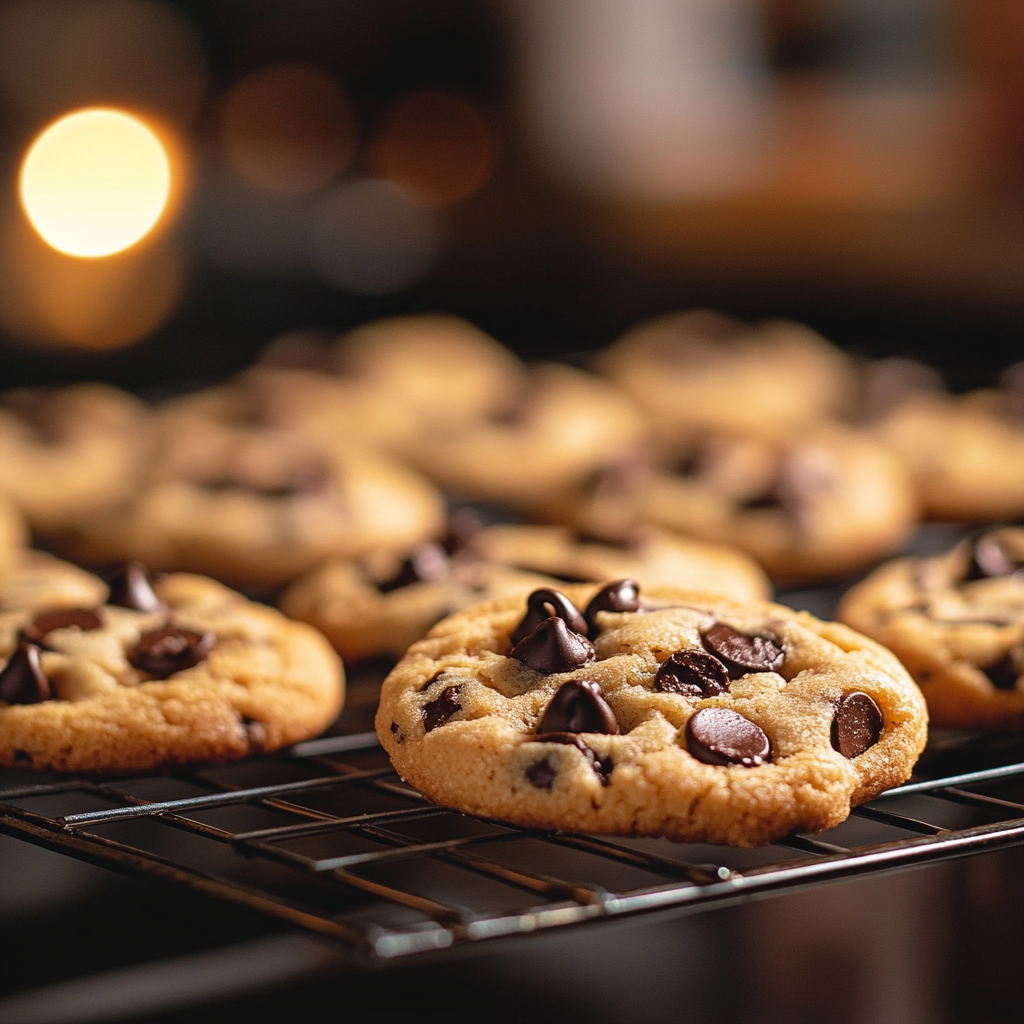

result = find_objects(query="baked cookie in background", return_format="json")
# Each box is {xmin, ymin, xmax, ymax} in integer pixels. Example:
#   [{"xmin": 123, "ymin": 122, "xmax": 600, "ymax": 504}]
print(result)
[
  {"xmin": 468, "ymin": 523, "xmax": 770, "ymax": 601},
  {"xmin": 0, "ymin": 384, "xmax": 152, "ymax": 535},
  {"xmin": 597, "ymin": 310, "xmax": 857, "ymax": 442},
  {"xmin": 0, "ymin": 566, "xmax": 344, "ymax": 773},
  {"xmin": 0, "ymin": 550, "xmax": 107, "ymax": 613},
  {"xmin": 376, "ymin": 582, "xmax": 927, "ymax": 847},
  {"xmin": 402, "ymin": 361, "xmax": 648, "ymax": 507},
  {"xmin": 0, "ymin": 495, "xmax": 28, "ymax": 573},
  {"xmin": 542, "ymin": 424, "xmax": 917, "ymax": 584},
  {"xmin": 838, "ymin": 527, "xmax": 1024, "ymax": 730}
]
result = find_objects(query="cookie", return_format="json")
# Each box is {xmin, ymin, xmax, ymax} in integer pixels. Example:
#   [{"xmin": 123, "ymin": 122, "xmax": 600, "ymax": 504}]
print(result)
[
  {"xmin": 376, "ymin": 582, "xmax": 927, "ymax": 846},
  {"xmin": 0, "ymin": 564, "xmax": 344, "ymax": 773},
  {"xmin": 837, "ymin": 527, "xmax": 1024, "ymax": 729},
  {"xmin": 280, "ymin": 543, "xmax": 553, "ymax": 662},
  {"xmin": 0, "ymin": 551, "xmax": 107, "ymax": 613},
  {"xmin": 468, "ymin": 524, "xmax": 770, "ymax": 601},
  {"xmin": 597, "ymin": 310, "xmax": 855, "ymax": 441},
  {"xmin": 0, "ymin": 384, "xmax": 152, "ymax": 533},
  {"xmin": 544, "ymin": 424, "xmax": 917, "ymax": 582},
  {"xmin": 65, "ymin": 402, "xmax": 444, "ymax": 589},
  {"xmin": 402, "ymin": 362, "xmax": 647, "ymax": 507}
]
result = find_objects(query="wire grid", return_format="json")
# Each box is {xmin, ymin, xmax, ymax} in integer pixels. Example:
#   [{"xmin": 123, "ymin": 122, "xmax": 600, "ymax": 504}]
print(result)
[{"xmin": 4, "ymin": 729, "xmax": 1024, "ymax": 964}]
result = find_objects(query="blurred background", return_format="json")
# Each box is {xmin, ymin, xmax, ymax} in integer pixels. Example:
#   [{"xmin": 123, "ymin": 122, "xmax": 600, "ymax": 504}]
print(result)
[{"xmin": 0, "ymin": 0, "xmax": 1020, "ymax": 395}]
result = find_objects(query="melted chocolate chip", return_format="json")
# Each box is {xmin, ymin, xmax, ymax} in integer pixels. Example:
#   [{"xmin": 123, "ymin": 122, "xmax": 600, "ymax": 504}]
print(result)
[
  {"xmin": 378, "ymin": 543, "xmax": 450, "ymax": 593},
  {"xmin": 423, "ymin": 685, "xmax": 463, "ymax": 732},
  {"xmin": 701, "ymin": 623, "xmax": 785, "ymax": 678},
  {"xmin": 21, "ymin": 608, "xmax": 102, "ymax": 648},
  {"xmin": 511, "ymin": 589, "xmax": 588, "ymax": 646},
  {"xmin": 107, "ymin": 562, "xmax": 165, "ymax": 613},
  {"xmin": 830, "ymin": 692, "xmax": 884, "ymax": 758},
  {"xmin": 534, "ymin": 732, "xmax": 613, "ymax": 785},
  {"xmin": 654, "ymin": 650, "xmax": 730, "ymax": 697},
  {"xmin": 583, "ymin": 579, "xmax": 641, "ymax": 638},
  {"xmin": 984, "ymin": 651, "xmax": 1022, "ymax": 690},
  {"xmin": 526, "ymin": 756, "xmax": 557, "ymax": 789},
  {"xmin": 511, "ymin": 616, "xmax": 595, "ymax": 674},
  {"xmin": 966, "ymin": 535, "xmax": 1022, "ymax": 580},
  {"xmin": 685, "ymin": 707, "xmax": 771, "ymax": 768},
  {"xmin": 0, "ymin": 644, "xmax": 52, "ymax": 704},
  {"xmin": 13, "ymin": 748, "xmax": 32, "ymax": 764},
  {"xmin": 538, "ymin": 680, "xmax": 618, "ymax": 735},
  {"xmin": 130, "ymin": 626, "xmax": 215, "ymax": 678}
]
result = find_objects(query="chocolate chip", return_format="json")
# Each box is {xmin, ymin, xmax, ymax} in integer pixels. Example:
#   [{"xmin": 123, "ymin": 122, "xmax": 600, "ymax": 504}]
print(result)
[
  {"xmin": 390, "ymin": 721, "xmax": 405, "ymax": 744},
  {"xmin": 655, "ymin": 650, "xmax": 730, "ymax": 697},
  {"xmin": 107, "ymin": 562, "xmax": 165, "ymax": 613},
  {"xmin": 423, "ymin": 685, "xmax": 463, "ymax": 732},
  {"xmin": 583, "ymin": 579, "xmax": 641, "ymax": 638},
  {"xmin": 534, "ymin": 732, "xmax": 613, "ymax": 784},
  {"xmin": 378, "ymin": 543, "xmax": 450, "ymax": 593},
  {"xmin": 538, "ymin": 680, "xmax": 618, "ymax": 735},
  {"xmin": 13, "ymin": 748, "xmax": 32, "ymax": 764},
  {"xmin": 701, "ymin": 622, "xmax": 785, "ymax": 678},
  {"xmin": 830, "ymin": 692, "xmax": 884, "ymax": 758},
  {"xmin": 526, "ymin": 756, "xmax": 557, "ymax": 789},
  {"xmin": 242, "ymin": 717, "xmax": 268, "ymax": 749},
  {"xmin": 966, "ymin": 535, "xmax": 1021, "ymax": 580},
  {"xmin": 443, "ymin": 507, "xmax": 485, "ymax": 555},
  {"xmin": 511, "ymin": 616, "xmax": 595, "ymax": 674},
  {"xmin": 511, "ymin": 589, "xmax": 589, "ymax": 646},
  {"xmin": 0, "ymin": 644, "xmax": 52, "ymax": 704},
  {"xmin": 21, "ymin": 608, "xmax": 102, "ymax": 648},
  {"xmin": 685, "ymin": 708, "xmax": 771, "ymax": 767},
  {"xmin": 984, "ymin": 651, "xmax": 1021, "ymax": 690},
  {"xmin": 130, "ymin": 626, "xmax": 215, "ymax": 678}
]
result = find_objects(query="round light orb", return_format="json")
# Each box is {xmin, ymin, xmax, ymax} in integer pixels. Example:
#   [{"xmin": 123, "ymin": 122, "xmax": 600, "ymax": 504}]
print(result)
[{"xmin": 20, "ymin": 107, "xmax": 171, "ymax": 258}]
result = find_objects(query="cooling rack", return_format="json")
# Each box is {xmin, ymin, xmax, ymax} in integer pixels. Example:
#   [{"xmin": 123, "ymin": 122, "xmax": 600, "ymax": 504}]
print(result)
[{"xmin": 4, "ymin": 709, "xmax": 1024, "ymax": 966}]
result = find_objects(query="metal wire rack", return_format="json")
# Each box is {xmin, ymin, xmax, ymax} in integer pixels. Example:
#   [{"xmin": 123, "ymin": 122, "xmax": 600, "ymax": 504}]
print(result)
[{"xmin": 4, "ymin": 720, "xmax": 1024, "ymax": 966}]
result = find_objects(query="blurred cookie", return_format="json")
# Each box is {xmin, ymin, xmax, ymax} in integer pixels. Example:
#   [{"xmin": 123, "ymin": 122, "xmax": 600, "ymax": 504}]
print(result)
[
  {"xmin": 403, "ymin": 362, "xmax": 647, "ymax": 506},
  {"xmin": 469, "ymin": 524, "xmax": 770, "ymax": 600},
  {"xmin": 280, "ymin": 543, "xmax": 552, "ymax": 662},
  {"xmin": 0, "ymin": 568, "xmax": 343, "ymax": 773},
  {"xmin": 65, "ymin": 405, "xmax": 444, "ymax": 589},
  {"xmin": 0, "ymin": 495, "xmax": 28, "ymax": 572},
  {"xmin": 376, "ymin": 582, "xmax": 926, "ymax": 846},
  {"xmin": 0, "ymin": 384, "xmax": 151, "ymax": 533},
  {"xmin": 838, "ymin": 527, "xmax": 1024, "ymax": 729},
  {"xmin": 543, "ymin": 425, "xmax": 917, "ymax": 582},
  {"xmin": 597, "ymin": 310, "xmax": 855, "ymax": 441}
]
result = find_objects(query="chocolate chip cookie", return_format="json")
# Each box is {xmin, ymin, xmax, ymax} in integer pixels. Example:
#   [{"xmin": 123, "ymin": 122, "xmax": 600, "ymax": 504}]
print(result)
[
  {"xmin": 0, "ymin": 564, "xmax": 344, "ymax": 772},
  {"xmin": 376, "ymin": 582, "xmax": 926, "ymax": 846},
  {"xmin": 838, "ymin": 527, "xmax": 1024, "ymax": 729}
]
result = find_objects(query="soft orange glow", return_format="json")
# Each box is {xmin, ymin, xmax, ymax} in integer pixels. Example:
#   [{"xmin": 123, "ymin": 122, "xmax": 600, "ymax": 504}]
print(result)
[
  {"xmin": 20, "ymin": 108, "xmax": 172, "ymax": 257},
  {"xmin": 221, "ymin": 63, "xmax": 356, "ymax": 195},
  {"xmin": 371, "ymin": 90, "xmax": 498, "ymax": 206}
]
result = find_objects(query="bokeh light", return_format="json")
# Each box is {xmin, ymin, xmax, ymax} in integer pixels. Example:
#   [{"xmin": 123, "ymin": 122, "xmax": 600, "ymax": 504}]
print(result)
[
  {"xmin": 221, "ymin": 63, "xmax": 356, "ymax": 196},
  {"xmin": 371, "ymin": 90, "xmax": 498, "ymax": 205},
  {"xmin": 0, "ymin": 0, "xmax": 208, "ymax": 127},
  {"xmin": 20, "ymin": 108, "xmax": 172, "ymax": 258},
  {"xmin": 306, "ymin": 179, "xmax": 441, "ymax": 295}
]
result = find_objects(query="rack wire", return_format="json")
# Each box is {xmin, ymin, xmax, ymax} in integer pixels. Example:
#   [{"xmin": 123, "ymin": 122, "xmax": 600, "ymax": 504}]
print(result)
[{"xmin": 4, "ymin": 721, "xmax": 1024, "ymax": 966}]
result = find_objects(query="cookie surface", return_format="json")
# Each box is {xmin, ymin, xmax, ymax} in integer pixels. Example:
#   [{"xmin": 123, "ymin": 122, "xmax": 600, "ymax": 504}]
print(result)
[
  {"xmin": 376, "ymin": 583, "xmax": 926, "ymax": 846},
  {"xmin": 0, "ymin": 569, "xmax": 344, "ymax": 772},
  {"xmin": 838, "ymin": 528, "xmax": 1024, "ymax": 729}
]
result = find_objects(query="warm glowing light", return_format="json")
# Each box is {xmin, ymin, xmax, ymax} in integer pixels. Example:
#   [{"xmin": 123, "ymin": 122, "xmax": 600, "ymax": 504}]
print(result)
[{"xmin": 20, "ymin": 108, "xmax": 171, "ymax": 257}]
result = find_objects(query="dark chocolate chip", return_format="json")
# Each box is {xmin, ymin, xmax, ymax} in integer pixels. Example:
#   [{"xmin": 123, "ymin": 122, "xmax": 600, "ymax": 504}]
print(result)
[
  {"xmin": 21, "ymin": 608, "xmax": 102, "ymax": 648},
  {"xmin": 0, "ymin": 644, "xmax": 52, "ymax": 704},
  {"xmin": 107, "ymin": 562, "xmax": 165, "ymax": 613},
  {"xmin": 984, "ymin": 652, "xmax": 1021, "ymax": 691},
  {"xmin": 423, "ymin": 685, "xmax": 463, "ymax": 732},
  {"xmin": 510, "ymin": 588, "xmax": 589, "ymax": 646},
  {"xmin": 538, "ymin": 679, "xmax": 618, "ymax": 735},
  {"xmin": 526, "ymin": 756, "xmax": 557, "ymax": 789},
  {"xmin": 13, "ymin": 748, "xmax": 32, "ymax": 764},
  {"xmin": 966, "ymin": 535, "xmax": 1021, "ymax": 580},
  {"xmin": 534, "ymin": 732, "xmax": 613, "ymax": 784},
  {"xmin": 242, "ymin": 718, "xmax": 268, "ymax": 749},
  {"xmin": 130, "ymin": 626, "xmax": 215, "ymax": 678},
  {"xmin": 654, "ymin": 649, "xmax": 730, "ymax": 697},
  {"xmin": 685, "ymin": 708, "xmax": 771, "ymax": 767},
  {"xmin": 444, "ymin": 508, "xmax": 485, "ymax": 555},
  {"xmin": 830, "ymin": 692, "xmax": 884, "ymax": 758},
  {"xmin": 511, "ymin": 616, "xmax": 595, "ymax": 674},
  {"xmin": 701, "ymin": 622, "xmax": 785, "ymax": 678},
  {"xmin": 378, "ymin": 543, "xmax": 450, "ymax": 593},
  {"xmin": 583, "ymin": 579, "xmax": 641, "ymax": 637}
]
